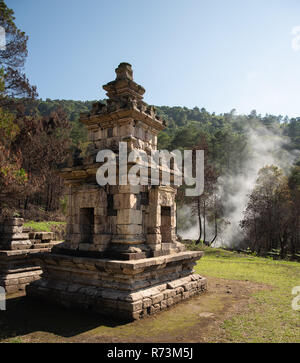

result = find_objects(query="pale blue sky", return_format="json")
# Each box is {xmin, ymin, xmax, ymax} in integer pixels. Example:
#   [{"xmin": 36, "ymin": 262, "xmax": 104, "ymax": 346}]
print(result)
[{"xmin": 6, "ymin": 0, "xmax": 300, "ymax": 117}]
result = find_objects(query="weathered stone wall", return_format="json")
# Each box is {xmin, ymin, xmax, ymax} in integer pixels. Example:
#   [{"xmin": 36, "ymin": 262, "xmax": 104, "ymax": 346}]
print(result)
[
  {"xmin": 0, "ymin": 218, "xmax": 62, "ymax": 294},
  {"xmin": 63, "ymin": 186, "xmax": 110, "ymax": 252},
  {"xmin": 88, "ymin": 119, "xmax": 158, "ymax": 152},
  {"xmin": 0, "ymin": 251, "xmax": 42, "ymax": 294},
  {"xmin": 27, "ymin": 251, "xmax": 207, "ymax": 320},
  {"xmin": 61, "ymin": 183, "xmax": 182, "ymax": 259}
]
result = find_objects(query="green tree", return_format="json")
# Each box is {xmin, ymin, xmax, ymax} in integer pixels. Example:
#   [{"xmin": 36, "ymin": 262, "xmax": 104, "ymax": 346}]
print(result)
[
  {"xmin": 0, "ymin": 0, "xmax": 37, "ymax": 102},
  {"xmin": 241, "ymin": 166, "xmax": 292, "ymax": 257}
]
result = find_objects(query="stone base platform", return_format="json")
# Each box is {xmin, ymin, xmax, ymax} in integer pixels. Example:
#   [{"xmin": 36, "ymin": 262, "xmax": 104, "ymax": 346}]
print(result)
[
  {"xmin": 26, "ymin": 250, "xmax": 207, "ymax": 320},
  {"xmin": 0, "ymin": 244, "xmax": 62, "ymax": 294},
  {"xmin": 0, "ymin": 250, "xmax": 43, "ymax": 294}
]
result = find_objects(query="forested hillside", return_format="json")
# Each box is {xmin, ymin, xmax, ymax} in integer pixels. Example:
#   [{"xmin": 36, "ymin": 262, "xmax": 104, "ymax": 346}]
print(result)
[
  {"xmin": 23, "ymin": 99, "xmax": 300, "ymax": 258},
  {"xmin": 28, "ymin": 99, "xmax": 300, "ymax": 156}
]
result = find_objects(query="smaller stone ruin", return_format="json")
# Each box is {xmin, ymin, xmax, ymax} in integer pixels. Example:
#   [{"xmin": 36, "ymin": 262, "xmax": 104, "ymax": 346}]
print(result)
[{"xmin": 0, "ymin": 218, "xmax": 61, "ymax": 293}]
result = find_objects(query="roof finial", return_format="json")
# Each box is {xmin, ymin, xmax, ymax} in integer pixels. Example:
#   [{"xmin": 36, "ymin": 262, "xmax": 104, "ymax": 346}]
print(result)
[{"xmin": 115, "ymin": 62, "xmax": 133, "ymax": 81}]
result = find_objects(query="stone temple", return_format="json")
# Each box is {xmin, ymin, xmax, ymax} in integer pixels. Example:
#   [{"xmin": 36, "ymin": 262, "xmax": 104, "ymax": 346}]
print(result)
[{"xmin": 27, "ymin": 63, "xmax": 207, "ymax": 320}]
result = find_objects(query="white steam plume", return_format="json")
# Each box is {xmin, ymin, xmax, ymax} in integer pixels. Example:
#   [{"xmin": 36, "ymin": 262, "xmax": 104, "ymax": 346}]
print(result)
[
  {"xmin": 178, "ymin": 123, "xmax": 299, "ymax": 247},
  {"xmin": 216, "ymin": 124, "xmax": 299, "ymax": 247}
]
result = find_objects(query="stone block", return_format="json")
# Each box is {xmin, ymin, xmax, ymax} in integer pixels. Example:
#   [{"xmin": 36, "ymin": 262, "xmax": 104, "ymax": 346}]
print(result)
[
  {"xmin": 69, "ymin": 234, "xmax": 81, "ymax": 244},
  {"xmin": 164, "ymin": 289, "xmax": 176, "ymax": 299},
  {"xmin": 110, "ymin": 185, "xmax": 141, "ymax": 194},
  {"xmin": 175, "ymin": 287, "xmax": 184, "ymax": 295},
  {"xmin": 101, "ymin": 290, "xmax": 121, "ymax": 300},
  {"xmin": 2, "ymin": 233, "xmax": 29, "ymax": 241},
  {"xmin": 19, "ymin": 277, "xmax": 33, "ymax": 284},
  {"xmin": 118, "ymin": 300, "xmax": 142, "ymax": 312},
  {"xmin": 70, "ymin": 224, "xmax": 80, "ymax": 234},
  {"xmin": 147, "ymin": 244, "xmax": 162, "ymax": 252},
  {"xmin": 146, "ymin": 234, "xmax": 161, "ymax": 245},
  {"xmin": 183, "ymin": 291, "xmax": 190, "ymax": 300},
  {"xmin": 78, "ymin": 244, "xmax": 96, "ymax": 252},
  {"xmin": 174, "ymin": 294, "xmax": 182, "ymax": 304},
  {"xmin": 123, "ymin": 292, "xmax": 142, "ymax": 302},
  {"xmin": 117, "ymin": 209, "xmax": 142, "ymax": 225},
  {"xmin": 150, "ymin": 304, "xmax": 161, "ymax": 315},
  {"xmin": 3, "ymin": 278, "xmax": 18, "ymax": 286},
  {"xmin": 191, "ymin": 281, "xmax": 198, "ymax": 289},
  {"xmin": 113, "ymin": 194, "xmax": 137, "ymax": 209},
  {"xmin": 93, "ymin": 234, "xmax": 111, "ymax": 245},
  {"xmin": 94, "ymin": 207, "xmax": 105, "ymax": 216},
  {"xmin": 151, "ymin": 293, "xmax": 164, "ymax": 304},
  {"xmin": 140, "ymin": 287, "xmax": 160, "ymax": 299},
  {"xmin": 143, "ymin": 298, "xmax": 152, "ymax": 308},
  {"xmin": 162, "ymin": 242, "xmax": 173, "ymax": 250},
  {"xmin": 3, "ymin": 225, "xmax": 23, "ymax": 234},
  {"xmin": 167, "ymin": 276, "xmax": 191, "ymax": 290},
  {"xmin": 116, "ymin": 224, "xmax": 142, "ymax": 235},
  {"xmin": 184, "ymin": 282, "xmax": 192, "ymax": 291},
  {"xmin": 10, "ymin": 241, "xmax": 32, "ymax": 250},
  {"xmin": 34, "ymin": 232, "xmax": 54, "ymax": 241},
  {"xmin": 132, "ymin": 310, "xmax": 143, "ymax": 320},
  {"xmin": 4, "ymin": 218, "xmax": 24, "ymax": 226},
  {"xmin": 166, "ymin": 298, "xmax": 174, "ymax": 307},
  {"xmin": 190, "ymin": 289, "xmax": 197, "ymax": 297},
  {"xmin": 156, "ymin": 283, "xmax": 167, "ymax": 292},
  {"xmin": 94, "ymin": 216, "xmax": 108, "ymax": 225},
  {"xmin": 160, "ymin": 300, "xmax": 167, "ymax": 309},
  {"xmin": 94, "ymin": 224, "xmax": 106, "ymax": 234}
]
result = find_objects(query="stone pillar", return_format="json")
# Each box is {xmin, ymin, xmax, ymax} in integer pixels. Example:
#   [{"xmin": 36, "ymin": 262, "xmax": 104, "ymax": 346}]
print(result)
[{"xmin": 106, "ymin": 185, "xmax": 149, "ymax": 260}]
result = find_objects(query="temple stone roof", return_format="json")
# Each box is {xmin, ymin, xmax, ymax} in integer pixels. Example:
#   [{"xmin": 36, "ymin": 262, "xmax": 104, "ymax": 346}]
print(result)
[{"xmin": 80, "ymin": 63, "xmax": 166, "ymax": 128}]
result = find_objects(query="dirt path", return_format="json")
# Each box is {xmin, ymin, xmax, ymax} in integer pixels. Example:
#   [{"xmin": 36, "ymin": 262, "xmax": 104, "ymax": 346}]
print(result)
[{"xmin": 0, "ymin": 277, "xmax": 269, "ymax": 343}]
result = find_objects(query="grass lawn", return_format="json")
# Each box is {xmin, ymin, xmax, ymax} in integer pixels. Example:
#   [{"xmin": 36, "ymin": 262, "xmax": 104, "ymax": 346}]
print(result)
[
  {"xmin": 0, "ymin": 247, "xmax": 299, "ymax": 343},
  {"xmin": 23, "ymin": 221, "xmax": 66, "ymax": 232},
  {"xmin": 195, "ymin": 248, "xmax": 300, "ymax": 342}
]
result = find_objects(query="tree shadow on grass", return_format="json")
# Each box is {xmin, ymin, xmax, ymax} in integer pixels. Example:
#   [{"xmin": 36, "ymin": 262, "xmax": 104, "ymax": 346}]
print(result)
[{"xmin": 0, "ymin": 294, "xmax": 127, "ymax": 341}]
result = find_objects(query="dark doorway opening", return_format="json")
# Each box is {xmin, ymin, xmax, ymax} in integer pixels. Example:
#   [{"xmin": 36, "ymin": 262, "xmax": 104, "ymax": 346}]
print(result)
[
  {"xmin": 161, "ymin": 206, "xmax": 172, "ymax": 243},
  {"xmin": 107, "ymin": 128, "xmax": 113, "ymax": 138},
  {"xmin": 107, "ymin": 194, "xmax": 117, "ymax": 216},
  {"xmin": 80, "ymin": 208, "xmax": 94, "ymax": 244}
]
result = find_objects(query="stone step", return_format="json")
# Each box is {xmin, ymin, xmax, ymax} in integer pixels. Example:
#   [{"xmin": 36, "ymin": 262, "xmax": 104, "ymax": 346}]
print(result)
[
  {"xmin": 31, "ymin": 241, "xmax": 61, "ymax": 249},
  {"xmin": 29, "ymin": 232, "xmax": 55, "ymax": 241},
  {"xmin": 10, "ymin": 241, "xmax": 32, "ymax": 250},
  {"xmin": 0, "ymin": 233, "xmax": 30, "ymax": 241},
  {"xmin": 30, "ymin": 239, "xmax": 42, "ymax": 244},
  {"xmin": 2, "ymin": 225, "xmax": 23, "ymax": 234}
]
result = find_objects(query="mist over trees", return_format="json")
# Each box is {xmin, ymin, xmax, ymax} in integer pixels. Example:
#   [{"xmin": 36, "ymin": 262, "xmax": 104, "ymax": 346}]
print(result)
[{"xmin": 156, "ymin": 107, "xmax": 300, "ymax": 257}]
